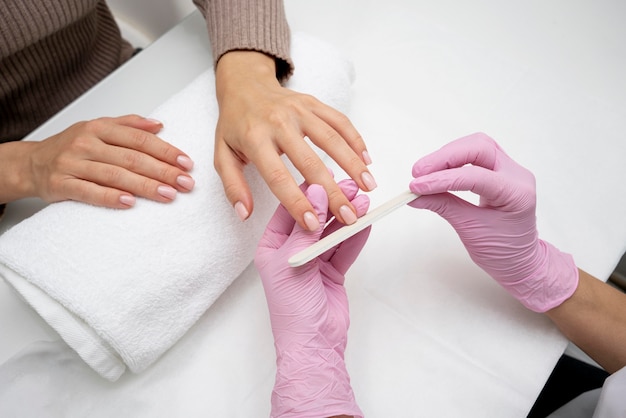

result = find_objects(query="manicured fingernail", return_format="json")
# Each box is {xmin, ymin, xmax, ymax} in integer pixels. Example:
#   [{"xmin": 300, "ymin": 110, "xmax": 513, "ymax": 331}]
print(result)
[
  {"xmin": 157, "ymin": 185, "xmax": 177, "ymax": 200},
  {"xmin": 362, "ymin": 150, "xmax": 372, "ymax": 165},
  {"xmin": 234, "ymin": 201, "xmax": 249, "ymax": 221},
  {"xmin": 303, "ymin": 211, "xmax": 320, "ymax": 231},
  {"xmin": 177, "ymin": 155, "xmax": 194, "ymax": 170},
  {"xmin": 339, "ymin": 205, "xmax": 357, "ymax": 225},
  {"xmin": 176, "ymin": 175, "xmax": 195, "ymax": 191},
  {"xmin": 119, "ymin": 195, "xmax": 136, "ymax": 207},
  {"xmin": 361, "ymin": 171, "xmax": 378, "ymax": 191}
]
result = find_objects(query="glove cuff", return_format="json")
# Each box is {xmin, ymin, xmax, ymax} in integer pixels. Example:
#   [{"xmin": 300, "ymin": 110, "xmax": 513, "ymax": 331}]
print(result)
[
  {"xmin": 271, "ymin": 348, "xmax": 362, "ymax": 418},
  {"xmin": 504, "ymin": 240, "xmax": 579, "ymax": 312}
]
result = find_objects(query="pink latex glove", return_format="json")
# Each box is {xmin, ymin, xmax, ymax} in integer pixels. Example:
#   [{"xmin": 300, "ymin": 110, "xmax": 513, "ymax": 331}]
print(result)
[
  {"xmin": 255, "ymin": 179, "xmax": 370, "ymax": 418},
  {"xmin": 408, "ymin": 133, "xmax": 578, "ymax": 313}
]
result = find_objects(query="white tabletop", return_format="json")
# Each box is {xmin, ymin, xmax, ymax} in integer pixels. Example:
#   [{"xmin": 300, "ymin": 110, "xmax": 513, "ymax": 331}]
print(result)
[{"xmin": 2, "ymin": 2, "xmax": 626, "ymax": 417}]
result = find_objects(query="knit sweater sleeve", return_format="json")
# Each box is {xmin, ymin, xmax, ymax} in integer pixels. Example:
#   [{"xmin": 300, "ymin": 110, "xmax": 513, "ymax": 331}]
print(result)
[{"xmin": 193, "ymin": 0, "xmax": 293, "ymax": 82}]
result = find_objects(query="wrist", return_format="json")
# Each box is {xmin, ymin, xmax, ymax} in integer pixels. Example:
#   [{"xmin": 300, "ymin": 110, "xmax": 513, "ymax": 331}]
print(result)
[
  {"xmin": 508, "ymin": 240, "xmax": 579, "ymax": 312},
  {"xmin": 0, "ymin": 141, "xmax": 37, "ymax": 203},
  {"xmin": 215, "ymin": 50, "xmax": 279, "ymax": 101}
]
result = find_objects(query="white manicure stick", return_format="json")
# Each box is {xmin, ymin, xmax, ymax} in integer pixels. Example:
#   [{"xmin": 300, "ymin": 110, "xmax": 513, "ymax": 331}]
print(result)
[{"xmin": 288, "ymin": 190, "xmax": 419, "ymax": 267}]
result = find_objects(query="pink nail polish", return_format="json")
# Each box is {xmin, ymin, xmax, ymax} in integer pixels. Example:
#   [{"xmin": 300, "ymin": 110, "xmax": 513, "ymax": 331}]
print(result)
[
  {"xmin": 234, "ymin": 201, "xmax": 249, "ymax": 221},
  {"xmin": 177, "ymin": 155, "xmax": 194, "ymax": 171},
  {"xmin": 119, "ymin": 195, "xmax": 136, "ymax": 207},
  {"xmin": 362, "ymin": 150, "xmax": 372, "ymax": 165},
  {"xmin": 157, "ymin": 185, "xmax": 177, "ymax": 200},
  {"xmin": 339, "ymin": 205, "xmax": 357, "ymax": 225},
  {"xmin": 361, "ymin": 171, "xmax": 378, "ymax": 191},
  {"xmin": 176, "ymin": 175, "xmax": 195, "ymax": 191},
  {"xmin": 303, "ymin": 211, "xmax": 320, "ymax": 231}
]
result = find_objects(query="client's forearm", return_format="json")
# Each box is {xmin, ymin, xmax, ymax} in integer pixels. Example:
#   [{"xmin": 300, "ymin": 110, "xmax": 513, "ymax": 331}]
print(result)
[{"xmin": 0, "ymin": 141, "xmax": 37, "ymax": 203}]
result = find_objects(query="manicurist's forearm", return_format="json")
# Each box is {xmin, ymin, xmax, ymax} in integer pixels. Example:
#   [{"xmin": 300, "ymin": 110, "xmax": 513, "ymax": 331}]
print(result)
[{"xmin": 546, "ymin": 269, "xmax": 626, "ymax": 373}]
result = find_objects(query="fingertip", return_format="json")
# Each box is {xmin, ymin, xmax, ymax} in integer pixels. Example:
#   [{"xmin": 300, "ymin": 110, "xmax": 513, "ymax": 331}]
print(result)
[
  {"xmin": 234, "ymin": 201, "xmax": 250, "ymax": 221},
  {"xmin": 119, "ymin": 194, "xmax": 136, "ymax": 207},
  {"xmin": 128, "ymin": 115, "xmax": 164, "ymax": 133},
  {"xmin": 303, "ymin": 211, "xmax": 321, "ymax": 231},
  {"xmin": 409, "ymin": 179, "xmax": 423, "ymax": 195},
  {"xmin": 176, "ymin": 155, "xmax": 194, "ymax": 171},
  {"xmin": 360, "ymin": 171, "xmax": 377, "ymax": 191},
  {"xmin": 339, "ymin": 205, "xmax": 357, "ymax": 225},
  {"xmin": 362, "ymin": 150, "xmax": 372, "ymax": 165},
  {"xmin": 144, "ymin": 117, "xmax": 163, "ymax": 127}
]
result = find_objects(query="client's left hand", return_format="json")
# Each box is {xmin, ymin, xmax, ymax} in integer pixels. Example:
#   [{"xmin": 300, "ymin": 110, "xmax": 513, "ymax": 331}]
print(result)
[{"xmin": 255, "ymin": 179, "xmax": 370, "ymax": 418}]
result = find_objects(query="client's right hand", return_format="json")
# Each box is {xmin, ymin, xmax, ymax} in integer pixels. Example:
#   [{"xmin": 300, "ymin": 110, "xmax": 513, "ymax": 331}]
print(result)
[
  {"xmin": 408, "ymin": 132, "xmax": 578, "ymax": 312},
  {"xmin": 19, "ymin": 115, "xmax": 195, "ymax": 208}
]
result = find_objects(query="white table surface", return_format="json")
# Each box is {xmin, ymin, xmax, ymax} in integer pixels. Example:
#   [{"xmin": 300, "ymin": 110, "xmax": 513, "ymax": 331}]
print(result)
[{"xmin": 2, "ymin": 2, "xmax": 626, "ymax": 417}]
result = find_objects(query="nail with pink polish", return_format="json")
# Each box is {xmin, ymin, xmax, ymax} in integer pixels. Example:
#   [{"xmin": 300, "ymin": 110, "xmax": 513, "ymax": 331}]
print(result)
[
  {"xmin": 361, "ymin": 171, "xmax": 378, "ymax": 191},
  {"xmin": 176, "ymin": 175, "xmax": 195, "ymax": 191},
  {"xmin": 177, "ymin": 155, "xmax": 194, "ymax": 171},
  {"xmin": 119, "ymin": 195, "xmax": 136, "ymax": 207},
  {"xmin": 145, "ymin": 118, "xmax": 162, "ymax": 125},
  {"xmin": 339, "ymin": 205, "xmax": 357, "ymax": 225},
  {"xmin": 157, "ymin": 185, "xmax": 177, "ymax": 200},
  {"xmin": 234, "ymin": 201, "xmax": 249, "ymax": 221},
  {"xmin": 303, "ymin": 211, "xmax": 320, "ymax": 231},
  {"xmin": 362, "ymin": 150, "xmax": 372, "ymax": 165}
]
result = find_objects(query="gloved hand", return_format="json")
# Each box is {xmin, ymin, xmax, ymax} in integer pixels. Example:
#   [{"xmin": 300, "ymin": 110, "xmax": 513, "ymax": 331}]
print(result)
[
  {"xmin": 255, "ymin": 179, "xmax": 370, "ymax": 418},
  {"xmin": 408, "ymin": 133, "xmax": 578, "ymax": 313}
]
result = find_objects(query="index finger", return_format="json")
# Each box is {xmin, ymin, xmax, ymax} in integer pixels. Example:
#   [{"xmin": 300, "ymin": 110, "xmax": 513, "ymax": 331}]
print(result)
[
  {"xmin": 98, "ymin": 115, "xmax": 194, "ymax": 171},
  {"xmin": 412, "ymin": 132, "xmax": 498, "ymax": 178}
]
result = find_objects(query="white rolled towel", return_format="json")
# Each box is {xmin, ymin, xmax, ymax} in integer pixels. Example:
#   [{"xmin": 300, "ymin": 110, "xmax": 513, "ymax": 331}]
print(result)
[{"xmin": 0, "ymin": 32, "xmax": 355, "ymax": 381}]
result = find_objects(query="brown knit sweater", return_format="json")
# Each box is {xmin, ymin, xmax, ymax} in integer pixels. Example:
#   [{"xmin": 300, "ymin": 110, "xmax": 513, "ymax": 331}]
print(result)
[{"xmin": 0, "ymin": 0, "xmax": 292, "ymax": 144}]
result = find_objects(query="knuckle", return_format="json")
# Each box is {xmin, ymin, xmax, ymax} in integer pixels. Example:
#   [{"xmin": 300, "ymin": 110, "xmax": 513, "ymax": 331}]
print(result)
[
  {"xmin": 138, "ymin": 177, "xmax": 154, "ymax": 195},
  {"xmin": 325, "ymin": 186, "xmax": 347, "ymax": 204},
  {"xmin": 334, "ymin": 111, "xmax": 351, "ymax": 126},
  {"xmin": 83, "ymin": 118, "xmax": 106, "ymax": 134},
  {"xmin": 222, "ymin": 181, "xmax": 243, "ymax": 201},
  {"xmin": 299, "ymin": 154, "xmax": 324, "ymax": 174},
  {"xmin": 266, "ymin": 111, "xmax": 293, "ymax": 135},
  {"xmin": 297, "ymin": 93, "xmax": 317, "ymax": 106},
  {"xmin": 101, "ymin": 165, "xmax": 122, "ymax": 184},
  {"xmin": 129, "ymin": 130, "xmax": 150, "ymax": 149},
  {"xmin": 121, "ymin": 150, "xmax": 143, "ymax": 170},
  {"xmin": 99, "ymin": 188, "xmax": 117, "ymax": 206},
  {"xmin": 323, "ymin": 127, "xmax": 341, "ymax": 145},
  {"xmin": 286, "ymin": 193, "xmax": 312, "ymax": 213},
  {"xmin": 66, "ymin": 134, "xmax": 93, "ymax": 154},
  {"xmin": 265, "ymin": 167, "xmax": 292, "ymax": 188},
  {"xmin": 346, "ymin": 153, "xmax": 365, "ymax": 169}
]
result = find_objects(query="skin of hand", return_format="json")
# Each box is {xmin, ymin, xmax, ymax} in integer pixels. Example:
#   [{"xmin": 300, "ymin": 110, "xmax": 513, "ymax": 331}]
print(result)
[
  {"xmin": 546, "ymin": 268, "xmax": 626, "ymax": 373},
  {"xmin": 0, "ymin": 115, "xmax": 195, "ymax": 208},
  {"xmin": 255, "ymin": 179, "xmax": 370, "ymax": 418},
  {"xmin": 214, "ymin": 50, "xmax": 377, "ymax": 232},
  {"xmin": 407, "ymin": 132, "xmax": 578, "ymax": 313}
]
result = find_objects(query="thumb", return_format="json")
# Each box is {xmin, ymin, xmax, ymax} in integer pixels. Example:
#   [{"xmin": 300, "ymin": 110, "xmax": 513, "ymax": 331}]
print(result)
[{"xmin": 408, "ymin": 191, "xmax": 478, "ymax": 228}]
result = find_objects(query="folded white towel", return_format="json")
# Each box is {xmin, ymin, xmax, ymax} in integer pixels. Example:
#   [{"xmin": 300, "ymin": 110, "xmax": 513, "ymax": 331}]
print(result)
[{"xmin": 0, "ymin": 32, "xmax": 355, "ymax": 381}]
